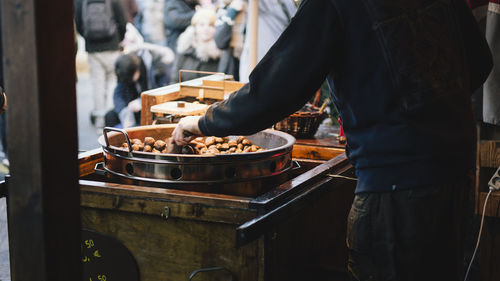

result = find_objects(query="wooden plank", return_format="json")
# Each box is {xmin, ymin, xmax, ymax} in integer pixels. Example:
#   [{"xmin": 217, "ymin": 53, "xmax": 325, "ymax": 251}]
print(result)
[
  {"xmin": 179, "ymin": 85, "xmax": 226, "ymax": 100},
  {"xmin": 141, "ymin": 91, "xmax": 181, "ymax": 125},
  {"xmin": 292, "ymin": 144, "xmax": 345, "ymax": 161},
  {"xmin": 202, "ymin": 80, "xmax": 245, "ymax": 95},
  {"xmin": 479, "ymin": 140, "xmax": 500, "ymax": 168},
  {"xmin": 264, "ymin": 174, "xmax": 354, "ymax": 280},
  {"xmin": 295, "ymin": 136, "xmax": 345, "ymax": 148},
  {"xmin": 78, "ymin": 149, "xmax": 104, "ymax": 177},
  {"xmin": 80, "ymin": 180, "xmax": 252, "ymax": 209},
  {"xmin": 3, "ymin": 0, "xmax": 81, "ymax": 280},
  {"xmin": 479, "ymin": 217, "xmax": 500, "ymax": 281},
  {"xmin": 150, "ymin": 101, "xmax": 208, "ymax": 116},
  {"xmin": 81, "ymin": 208, "xmax": 263, "ymax": 281},
  {"xmin": 250, "ymin": 154, "xmax": 349, "ymax": 212},
  {"xmin": 140, "ymin": 74, "xmax": 234, "ymax": 125},
  {"xmin": 81, "ymin": 191, "xmax": 255, "ymax": 224},
  {"xmin": 479, "ymin": 191, "xmax": 500, "ymax": 218}
]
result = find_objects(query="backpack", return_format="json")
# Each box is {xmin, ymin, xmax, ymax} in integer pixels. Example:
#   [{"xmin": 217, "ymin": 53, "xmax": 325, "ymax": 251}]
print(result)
[{"xmin": 82, "ymin": 0, "xmax": 117, "ymax": 41}]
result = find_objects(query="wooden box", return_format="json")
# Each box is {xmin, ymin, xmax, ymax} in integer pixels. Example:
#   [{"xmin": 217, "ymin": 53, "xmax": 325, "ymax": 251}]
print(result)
[{"xmin": 78, "ymin": 150, "xmax": 355, "ymax": 281}]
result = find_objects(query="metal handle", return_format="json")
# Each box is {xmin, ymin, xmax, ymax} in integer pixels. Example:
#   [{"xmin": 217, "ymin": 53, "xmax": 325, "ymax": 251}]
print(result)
[
  {"xmin": 103, "ymin": 127, "xmax": 133, "ymax": 154},
  {"xmin": 188, "ymin": 266, "xmax": 234, "ymax": 281},
  {"xmin": 94, "ymin": 162, "xmax": 107, "ymax": 176},
  {"xmin": 291, "ymin": 160, "xmax": 301, "ymax": 171}
]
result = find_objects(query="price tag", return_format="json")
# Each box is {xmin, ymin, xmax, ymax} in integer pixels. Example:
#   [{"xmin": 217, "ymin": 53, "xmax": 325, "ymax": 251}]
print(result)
[{"xmin": 81, "ymin": 229, "xmax": 140, "ymax": 281}]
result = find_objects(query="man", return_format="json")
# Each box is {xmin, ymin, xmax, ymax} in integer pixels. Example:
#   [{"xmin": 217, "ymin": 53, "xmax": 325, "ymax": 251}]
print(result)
[
  {"xmin": 75, "ymin": 0, "xmax": 127, "ymax": 129},
  {"xmin": 172, "ymin": 0, "xmax": 492, "ymax": 280}
]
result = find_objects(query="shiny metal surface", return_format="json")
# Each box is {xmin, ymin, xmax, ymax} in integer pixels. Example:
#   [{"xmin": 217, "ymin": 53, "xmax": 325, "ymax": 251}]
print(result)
[{"xmin": 97, "ymin": 124, "xmax": 296, "ymax": 185}]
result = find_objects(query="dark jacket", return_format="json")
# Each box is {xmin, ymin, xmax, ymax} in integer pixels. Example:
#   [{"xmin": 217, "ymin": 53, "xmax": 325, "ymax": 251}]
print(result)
[
  {"xmin": 199, "ymin": 0, "xmax": 493, "ymax": 193},
  {"xmin": 171, "ymin": 47, "xmax": 220, "ymax": 82},
  {"xmin": 113, "ymin": 82, "xmax": 139, "ymax": 114},
  {"xmin": 163, "ymin": 0, "xmax": 195, "ymax": 52},
  {"xmin": 171, "ymin": 26, "xmax": 221, "ymax": 83},
  {"xmin": 75, "ymin": 0, "xmax": 128, "ymax": 53}
]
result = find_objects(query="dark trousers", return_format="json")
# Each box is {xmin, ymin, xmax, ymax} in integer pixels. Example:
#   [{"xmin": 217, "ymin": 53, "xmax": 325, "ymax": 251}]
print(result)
[{"xmin": 347, "ymin": 180, "xmax": 469, "ymax": 281}]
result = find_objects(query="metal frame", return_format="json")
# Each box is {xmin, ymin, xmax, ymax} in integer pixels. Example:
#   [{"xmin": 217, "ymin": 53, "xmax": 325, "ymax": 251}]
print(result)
[{"xmin": 2, "ymin": 0, "xmax": 81, "ymax": 280}]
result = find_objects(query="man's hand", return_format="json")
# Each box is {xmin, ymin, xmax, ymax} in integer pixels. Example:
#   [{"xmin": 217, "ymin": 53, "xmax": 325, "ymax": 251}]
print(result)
[{"xmin": 171, "ymin": 116, "xmax": 203, "ymax": 146}]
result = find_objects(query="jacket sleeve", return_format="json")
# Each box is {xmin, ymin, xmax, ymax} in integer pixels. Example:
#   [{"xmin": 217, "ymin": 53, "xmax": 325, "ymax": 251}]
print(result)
[
  {"xmin": 113, "ymin": 0, "xmax": 128, "ymax": 41},
  {"xmin": 171, "ymin": 54, "xmax": 186, "ymax": 84},
  {"xmin": 164, "ymin": 0, "xmax": 195, "ymax": 30},
  {"xmin": 198, "ymin": 0, "xmax": 341, "ymax": 136}
]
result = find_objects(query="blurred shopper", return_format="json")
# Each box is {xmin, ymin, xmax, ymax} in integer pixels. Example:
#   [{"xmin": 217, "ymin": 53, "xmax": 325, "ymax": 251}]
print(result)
[
  {"xmin": 75, "ymin": 0, "xmax": 128, "ymax": 129},
  {"xmin": 239, "ymin": 0, "xmax": 296, "ymax": 82},
  {"xmin": 214, "ymin": 0, "xmax": 247, "ymax": 81},
  {"xmin": 121, "ymin": 0, "xmax": 139, "ymax": 23},
  {"xmin": 136, "ymin": 0, "xmax": 167, "ymax": 45},
  {"xmin": 122, "ymin": 23, "xmax": 175, "ymax": 87},
  {"xmin": 111, "ymin": 54, "xmax": 143, "ymax": 128},
  {"xmin": 171, "ymin": 8, "xmax": 221, "ymax": 82},
  {"xmin": 163, "ymin": 0, "xmax": 197, "ymax": 53}
]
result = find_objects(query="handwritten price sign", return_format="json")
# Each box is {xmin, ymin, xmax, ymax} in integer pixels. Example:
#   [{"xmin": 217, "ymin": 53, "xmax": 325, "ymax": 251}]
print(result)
[{"xmin": 81, "ymin": 229, "xmax": 140, "ymax": 281}]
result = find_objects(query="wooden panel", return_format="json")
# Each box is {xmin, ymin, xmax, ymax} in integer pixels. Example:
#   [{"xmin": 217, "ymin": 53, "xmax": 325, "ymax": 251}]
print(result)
[
  {"xmin": 179, "ymin": 85, "xmax": 226, "ymax": 100},
  {"xmin": 81, "ymin": 208, "xmax": 264, "ymax": 281},
  {"xmin": 479, "ymin": 140, "xmax": 500, "ymax": 168},
  {"xmin": 81, "ymin": 190, "xmax": 256, "ymax": 224},
  {"xmin": 140, "ymin": 75, "xmax": 236, "ymax": 125},
  {"xmin": 479, "ymin": 217, "xmax": 500, "ymax": 281},
  {"xmin": 295, "ymin": 136, "xmax": 345, "ymax": 148},
  {"xmin": 292, "ymin": 144, "xmax": 345, "ymax": 161},
  {"xmin": 202, "ymin": 80, "xmax": 245, "ymax": 95},
  {"xmin": 141, "ymin": 91, "xmax": 181, "ymax": 125},
  {"xmin": 264, "ymin": 170, "xmax": 355, "ymax": 281},
  {"xmin": 80, "ymin": 180, "xmax": 252, "ymax": 209},
  {"xmin": 150, "ymin": 101, "xmax": 208, "ymax": 116},
  {"xmin": 479, "ymin": 191, "xmax": 500, "ymax": 218},
  {"xmin": 79, "ymin": 149, "xmax": 103, "ymax": 177},
  {"xmin": 3, "ymin": 0, "xmax": 81, "ymax": 280}
]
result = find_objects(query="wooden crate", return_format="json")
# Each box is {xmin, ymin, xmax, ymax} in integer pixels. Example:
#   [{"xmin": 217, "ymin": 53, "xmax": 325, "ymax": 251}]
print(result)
[
  {"xmin": 476, "ymin": 123, "xmax": 500, "ymax": 281},
  {"xmin": 78, "ymin": 151, "xmax": 355, "ymax": 281},
  {"xmin": 140, "ymin": 75, "xmax": 244, "ymax": 126}
]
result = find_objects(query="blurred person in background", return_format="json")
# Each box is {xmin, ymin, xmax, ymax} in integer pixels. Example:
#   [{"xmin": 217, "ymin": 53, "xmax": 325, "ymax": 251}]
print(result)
[
  {"xmin": 75, "ymin": 0, "xmax": 128, "ymax": 129},
  {"xmin": 135, "ymin": 0, "xmax": 167, "ymax": 45},
  {"xmin": 111, "ymin": 54, "xmax": 143, "ymax": 128},
  {"xmin": 214, "ymin": 0, "xmax": 247, "ymax": 81},
  {"xmin": 171, "ymin": 8, "xmax": 222, "ymax": 82},
  {"xmin": 121, "ymin": 0, "xmax": 139, "ymax": 23},
  {"xmin": 164, "ymin": 0, "xmax": 197, "ymax": 53},
  {"xmin": 122, "ymin": 23, "xmax": 175, "ymax": 87},
  {"xmin": 239, "ymin": 0, "xmax": 296, "ymax": 82}
]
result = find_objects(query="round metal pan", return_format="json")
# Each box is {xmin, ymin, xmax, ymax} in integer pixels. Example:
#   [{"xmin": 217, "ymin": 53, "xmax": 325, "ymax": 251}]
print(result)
[{"xmin": 97, "ymin": 124, "xmax": 296, "ymax": 185}]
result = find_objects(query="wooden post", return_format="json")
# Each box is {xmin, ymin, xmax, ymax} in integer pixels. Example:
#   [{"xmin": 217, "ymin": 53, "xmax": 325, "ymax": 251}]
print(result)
[
  {"xmin": 2, "ymin": 0, "xmax": 81, "ymax": 280},
  {"xmin": 249, "ymin": 0, "xmax": 259, "ymax": 72}
]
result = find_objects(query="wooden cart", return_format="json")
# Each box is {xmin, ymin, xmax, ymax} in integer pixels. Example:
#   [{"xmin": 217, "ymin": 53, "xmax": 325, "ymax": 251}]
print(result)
[{"xmin": 78, "ymin": 145, "xmax": 354, "ymax": 281}]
